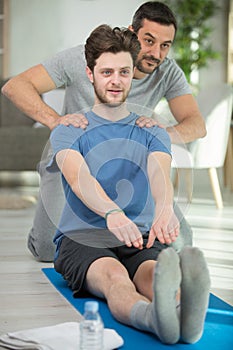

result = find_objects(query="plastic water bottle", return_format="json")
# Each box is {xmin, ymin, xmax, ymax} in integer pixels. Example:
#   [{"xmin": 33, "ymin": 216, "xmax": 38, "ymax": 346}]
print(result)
[{"xmin": 79, "ymin": 301, "xmax": 104, "ymax": 349}]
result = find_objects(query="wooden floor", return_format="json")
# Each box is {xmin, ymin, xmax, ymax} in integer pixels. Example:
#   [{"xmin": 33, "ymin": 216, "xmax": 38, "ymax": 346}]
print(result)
[
  {"xmin": 0, "ymin": 171, "xmax": 233, "ymax": 346},
  {"xmin": 0, "ymin": 180, "xmax": 80, "ymax": 344}
]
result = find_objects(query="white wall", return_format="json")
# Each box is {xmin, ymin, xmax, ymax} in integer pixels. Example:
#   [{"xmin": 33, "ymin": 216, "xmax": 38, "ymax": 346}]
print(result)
[
  {"xmin": 8, "ymin": 0, "xmax": 230, "ymax": 86},
  {"xmin": 8, "ymin": 0, "xmax": 142, "ymax": 75}
]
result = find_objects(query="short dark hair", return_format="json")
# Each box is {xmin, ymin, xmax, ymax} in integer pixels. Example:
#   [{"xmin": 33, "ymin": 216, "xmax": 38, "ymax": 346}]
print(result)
[
  {"xmin": 132, "ymin": 1, "xmax": 177, "ymax": 34},
  {"xmin": 85, "ymin": 24, "xmax": 141, "ymax": 71}
]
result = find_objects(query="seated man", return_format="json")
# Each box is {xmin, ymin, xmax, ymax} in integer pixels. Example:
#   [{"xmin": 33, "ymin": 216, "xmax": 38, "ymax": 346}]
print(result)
[{"xmin": 47, "ymin": 24, "xmax": 210, "ymax": 345}]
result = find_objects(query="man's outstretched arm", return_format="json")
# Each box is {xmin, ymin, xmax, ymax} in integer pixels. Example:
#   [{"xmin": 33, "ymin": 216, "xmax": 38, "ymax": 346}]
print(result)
[
  {"xmin": 147, "ymin": 151, "xmax": 180, "ymax": 248},
  {"xmin": 55, "ymin": 148, "xmax": 143, "ymax": 249}
]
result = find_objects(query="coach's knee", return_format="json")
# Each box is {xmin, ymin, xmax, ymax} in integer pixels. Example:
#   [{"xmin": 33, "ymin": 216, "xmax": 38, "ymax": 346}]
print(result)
[{"xmin": 27, "ymin": 232, "xmax": 55, "ymax": 262}]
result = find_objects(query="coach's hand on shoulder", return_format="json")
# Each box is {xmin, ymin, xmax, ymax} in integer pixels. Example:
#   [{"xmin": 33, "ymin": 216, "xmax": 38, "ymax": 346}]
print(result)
[
  {"xmin": 57, "ymin": 113, "xmax": 89, "ymax": 129},
  {"xmin": 136, "ymin": 116, "xmax": 158, "ymax": 128},
  {"xmin": 136, "ymin": 116, "xmax": 166, "ymax": 129}
]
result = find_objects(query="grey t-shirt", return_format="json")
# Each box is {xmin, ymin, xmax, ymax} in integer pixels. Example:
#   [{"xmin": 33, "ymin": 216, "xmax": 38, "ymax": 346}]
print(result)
[{"xmin": 42, "ymin": 44, "xmax": 191, "ymax": 117}]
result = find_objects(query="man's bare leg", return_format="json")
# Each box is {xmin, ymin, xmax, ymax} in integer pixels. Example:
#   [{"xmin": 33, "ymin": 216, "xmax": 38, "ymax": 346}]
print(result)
[{"xmin": 85, "ymin": 257, "xmax": 148, "ymax": 323}]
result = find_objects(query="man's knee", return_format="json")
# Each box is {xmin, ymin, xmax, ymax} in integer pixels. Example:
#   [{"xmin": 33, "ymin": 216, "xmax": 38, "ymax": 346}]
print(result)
[
  {"xmin": 27, "ymin": 230, "xmax": 55, "ymax": 262},
  {"xmin": 88, "ymin": 258, "xmax": 129, "ymax": 287}
]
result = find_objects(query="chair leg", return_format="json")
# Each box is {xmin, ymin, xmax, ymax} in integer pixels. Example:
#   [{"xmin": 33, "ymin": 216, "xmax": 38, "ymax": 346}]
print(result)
[
  {"xmin": 184, "ymin": 169, "xmax": 193, "ymax": 202},
  {"xmin": 208, "ymin": 167, "xmax": 223, "ymax": 209},
  {"xmin": 173, "ymin": 168, "xmax": 179, "ymax": 189},
  {"xmin": 224, "ymin": 125, "xmax": 233, "ymax": 191},
  {"xmin": 173, "ymin": 168, "xmax": 192, "ymax": 202}
]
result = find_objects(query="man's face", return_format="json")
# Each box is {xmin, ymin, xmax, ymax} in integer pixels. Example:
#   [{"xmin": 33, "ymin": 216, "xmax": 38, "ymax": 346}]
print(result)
[
  {"xmin": 88, "ymin": 52, "xmax": 134, "ymax": 107},
  {"xmin": 133, "ymin": 19, "xmax": 175, "ymax": 76}
]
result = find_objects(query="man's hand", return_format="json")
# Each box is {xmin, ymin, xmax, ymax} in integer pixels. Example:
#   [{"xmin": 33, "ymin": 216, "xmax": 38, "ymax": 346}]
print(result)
[
  {"xmin": 56, "ymin": 113, "xmax": 89, "ymax": 129},
  {"xmin": 136, "ymin": 116, "xmax": 164, "ymax": 128},
  {"xmin": 55, "ymin": 114, "xmax": 162, "ymax": 131},
  {"xmin": 106, "ymin": 211, "xmax": 143, "ymax": 249},
  {"xmin": 146, "ymin": 209, "xmax": 180, "ymax": 248}
]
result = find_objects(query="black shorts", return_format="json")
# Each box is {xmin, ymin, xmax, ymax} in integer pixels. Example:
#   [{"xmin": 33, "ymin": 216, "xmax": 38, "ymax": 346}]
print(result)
[{"xmin": 54, "ymin": 232, "xmax": 168, "ymax": 297}]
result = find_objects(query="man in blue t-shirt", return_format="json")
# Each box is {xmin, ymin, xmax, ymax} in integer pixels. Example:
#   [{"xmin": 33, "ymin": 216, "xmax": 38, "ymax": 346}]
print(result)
[{"xmin": 47, "ymin": 25, "xmax": 210, "ymax": 345}]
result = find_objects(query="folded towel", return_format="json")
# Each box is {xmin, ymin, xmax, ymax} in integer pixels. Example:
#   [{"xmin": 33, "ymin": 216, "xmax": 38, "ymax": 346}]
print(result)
[{"xmin": 0, "ymin": 322, "xmax": 124, "ymax": 350}]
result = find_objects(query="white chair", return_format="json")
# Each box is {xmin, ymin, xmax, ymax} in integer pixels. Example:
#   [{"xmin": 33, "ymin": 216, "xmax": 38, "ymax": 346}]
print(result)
[{"xmin": 171, "ymin": 84, "xmax": 233, "ymax": 209}]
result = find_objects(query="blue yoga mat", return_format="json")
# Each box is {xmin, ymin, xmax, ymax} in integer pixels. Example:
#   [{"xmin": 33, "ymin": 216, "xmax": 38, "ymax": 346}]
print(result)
[{"xmin": 42, "ymin": 268, "xmax": 233, "ymax": 350}]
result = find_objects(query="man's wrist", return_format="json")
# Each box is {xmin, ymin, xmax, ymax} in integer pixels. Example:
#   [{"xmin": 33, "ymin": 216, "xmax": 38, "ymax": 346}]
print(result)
[{"xmin": 104, "ymin": 209, "xmax": 125, "ymax": 221}]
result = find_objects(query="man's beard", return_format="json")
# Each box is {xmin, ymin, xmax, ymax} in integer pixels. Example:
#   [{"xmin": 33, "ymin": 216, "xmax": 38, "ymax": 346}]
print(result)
[
  {"xmin": 136, "ymin": 55, "xmax": 161, "ymax": 74},
  {"xmin": 93, "ymin": 86, "xmax": 128, "ymax": 108}
]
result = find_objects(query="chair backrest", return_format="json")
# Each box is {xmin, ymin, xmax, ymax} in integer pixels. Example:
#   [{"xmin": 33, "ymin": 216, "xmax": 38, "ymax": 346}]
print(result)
[{"xmin": 190, "ymin": 84, "xmax": 233, "ymax": 168}]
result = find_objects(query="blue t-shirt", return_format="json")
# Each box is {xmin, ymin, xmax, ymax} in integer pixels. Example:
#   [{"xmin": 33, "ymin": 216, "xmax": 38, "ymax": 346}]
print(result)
[{"xmin": 47, "ymin": 111, "xmax": 171, "ymax": 249}]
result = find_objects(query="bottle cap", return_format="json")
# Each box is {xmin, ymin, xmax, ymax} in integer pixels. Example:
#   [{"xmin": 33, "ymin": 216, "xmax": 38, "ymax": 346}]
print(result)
[{"xmin": 84, "ymin": 301, "xmax": 99, "ymax": 313}]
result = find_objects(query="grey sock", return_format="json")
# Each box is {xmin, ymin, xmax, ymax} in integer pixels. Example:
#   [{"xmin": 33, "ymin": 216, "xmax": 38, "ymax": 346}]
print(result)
[
  {"xmin": 130, "ymin": 247, "xmax": 181, "ymax": 344},
  {"xmin": 180, "ymin": 246, "xmax": 211, "ymax": 343}
]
